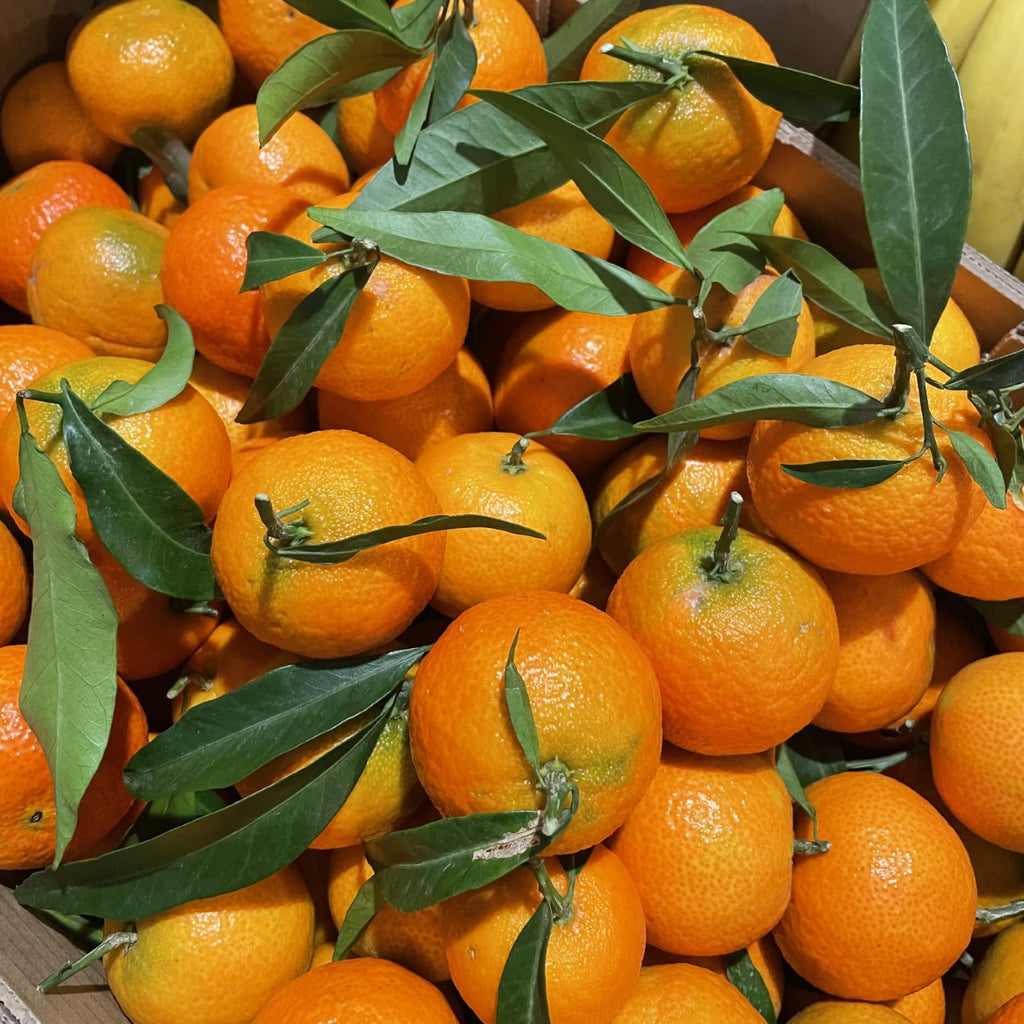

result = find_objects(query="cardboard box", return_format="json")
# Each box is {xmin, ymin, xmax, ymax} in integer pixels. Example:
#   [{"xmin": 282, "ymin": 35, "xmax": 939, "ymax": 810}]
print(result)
[{"xmin": 1, "ymin": 5, "xmax": 1023, "ymax": 1024}]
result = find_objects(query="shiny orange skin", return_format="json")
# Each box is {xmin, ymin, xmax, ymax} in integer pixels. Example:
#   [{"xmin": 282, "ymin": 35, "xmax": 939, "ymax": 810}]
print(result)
[
  {"xmin": 0, "ymin": 645, "xmax": 148, "ymax": 870},
  {"xmin": 445, "ymin": 845, "xmax": 646, "ymax": 1024},
  {"xmin": 609, "ymin": 963, "xmax": 765, "ymax": 1023},
  {"xmin": 629, "ymin": 269, "xmax": 817, "ymax": 441},
  {"xmin": 336, "ymin": 92, "xmax": 395, "ymax": 176},
  {"xmin": 961, "ymin": 923, "xmax": 1024, "ymax": 1024},
  {"xmin": 0, "ymin": 159, "xmax": 131, "ymax": 312},
  {"xmin": 28, "ymin": 205, "xmax": 170, "ymax": 360},
  {"xmin": 0, "ymin": 356, "xmax": 232, "ymax": 548},
  {"xmin": 606, "ymin": 525, "xmax": 838, "ymax": 755},
  {"xmin": 579, "ymin": 6, "xmax": 781, "ymax": 213},
  {"xmin": 787, "ymin": 1004, "xmax": 913, "ymax": 1023},
  {"xmin": 413, "ymin": 432, "xmax": 592, "ymax": 618},
  {"xmin": 609, "ymin": 747, "xmax": 793, "ymax": 957},
  {"xmin": 327, "ymin": 843, "xmax": 451, "ymax": 983},
  {"xmin": 811, "ymin": 569, "xmax": 936, "ymax": 733},
  {"xmin": 0, "ymin": 522, "xmax": 28, "ymax": 646},
  {"xmin": 374, "ymin": 0, "xmax": 547, "ymax": 135},
  {"xmin": 930, "ymin": 652, "xmax": 1024, "ymax": 853},
  {"xmin": 104, "ymin": 865, "xmax": 315, "ymax": 1024},
  {"xmin": 251, "ymin": 957, "xmax": 459, "ymax": 1024},
  {"xmin": 0, "ymin": 323, "xmax": 93, "ymax": 418},
  {"xmin": 261, "ymin": 194, "xmax": 471, "ymax": 403},
  {"xmin": 66, "ymin": 0, "xmax": 234, "ymax": 146},
  {"xmin": 210, "ymin": 430, "xmax": 445, "ymax": 660},
  {"xmin": 591, "ymin": 435, "xmax": 752, "ymax": 576},
  {"xmin": 316, "ymin": 347, "xmax": 493, "ymax": 463},
  {"xmin": 0, "ymin": 61, "xmax": 121, "ymax": 173},
  {"xmin": 773, "ymin": 771, "xmax": 977, "ymax": 1001},
  {"xmin": 783, "ymin": 974, "xmax": 945, "ymax": 1024},
  {"xmin": 161, "ymin": 184, "xmax": 308, "ymax": 378},
  {"xmin": 747, "ymin": 344, "xmax": 989, "ymax": 574},
  {"xmin": 470, "ymin": 182, "xmax": 617, "ymax": 312},
  {"xmin": 409, "ymin": 591, "xmax": 663, "ymax": 857},
  {"xmin": 492, "ymin": 308, "xmax": 635, "ymax": 478},
  {"xmin": 188, "ymin": 105, "xmax": 350, "ymax": 206}
]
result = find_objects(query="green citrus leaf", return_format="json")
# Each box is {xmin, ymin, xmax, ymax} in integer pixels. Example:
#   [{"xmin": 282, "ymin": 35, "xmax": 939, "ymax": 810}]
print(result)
[
  {"xmin": 90, "ymin": 306, "xmax": 195, "ymax": 416},
  {"xmin": 985, "ymin": 417, "xmax": 1024, "ymax": 496},
  {"xmin": 504, "ymin": 631, "xmax": 541, "ymax": 774},
  {"xmin": 725, "ymin": 948, "xmax": 777, "ymax": 1024},
  {"xmin": 740, "ymin": 234, "xmax": 894, "ymax": 338},
  {"xmin": 531, "ymin": 372, "xmax": 652, "ymax": 442},
  {"xmin": 543, "ymin": 0, "xmax": 639, "ymax": 82},
  {"xmin": 351, "ymin": 80, "xmax": 666, "ymax": 215},
  {"xmin": 128, "ymin": 790, "xmax": 228, "ymax": 844},
  {"xmin": 941, "ymin": 348, "xmax": 1024, "ymax": 393},
  {"xmin": 237, "ymin": 263, "xmax": 375, "ymax": 424},
  {"xmin": 780, "ymin": 457, "xmax": 909, "ymax": 487},
  {"xmin": 471, "ymin": 88, "xmax": 688, "ymax": 272},
  {"xmin": 12, "ymin": 411, "xmax": 118, "ymax": 866},
  {"xmin": 392, "ymin": 0, "xmax": 445, "ymax": 47},
  {"xmin": 256, "ymin": 29, "xmax": 421, "ymax": 141},
  {"xmin": 940, "ymin": 425, "xmax": 1007, "ymax": 508},
  {"xmin": 333, "ymin": 876, "xmax": 381, "ymax": 960},
  {"xmin": 715, "ymin": 269, "xmax": 802, "ymax": 356},
  {"xmin": 966, "ymin": 596, "xmax": 1024, "ymax": 637},
  {"xmin": 124, "ymin": 647, "xmax": 427, "ymax": 798},
  {"xmin": 309, "ymin": 206, "xmax": 675, "ymax": 315},
  {"xmin": 271, "ymin": 513, "xmax": 545, "ymax": 565},
  {"xmin": 775, "ymin": 740, "xmax": 830, "ymax": 848},
  {"xmin": 859, "ymin": 0, "xmax": 971, "ymax": 347},
  {"xmin": 495, "ymin": 898, "xmax": 553, "ymax": 1024},
  {"xmin": 698, "ymin": 50, "xmax": 858, "ymax": 123},
  {"xmin": 686, "ymin": 188, "xmax": 782, "ymax": 294},
  {"xmin": 15, "ymin": 703, "xmax": 392, "ymax": 920},
  {"xmin": 634, "ymin": 374, "xmax": 887, "ymax": 433},
  {"xmin": 366, "ymin": 811, "xmax": 546, "ymax": 912},
  {"xmin": 393, "ymin": 11, "xmax": 477, "ymax": 166},
  {"xmin": 240, "ymin": 232, "xmax": 328, "ymax": 292},
  {"xmin": 57, "ymin": 383, "xmax": 216, "ymax": 602},
  {"xmin": 287, "ymin": 0, "xmax": 399, "ymax": 33}
]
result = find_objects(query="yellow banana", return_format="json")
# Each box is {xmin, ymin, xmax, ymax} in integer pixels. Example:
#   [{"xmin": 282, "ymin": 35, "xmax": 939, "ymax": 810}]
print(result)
[
  {"xmin": 928, "ymin": 0, "xmax": 1000, "ymax": 69},
  {"xmin": 958, "ymin": 0, "xmax": 1024, "ymax": 268}
]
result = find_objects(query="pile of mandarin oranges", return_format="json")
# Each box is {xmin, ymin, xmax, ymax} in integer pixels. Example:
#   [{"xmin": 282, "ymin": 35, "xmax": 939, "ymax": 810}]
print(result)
[{"xmin": 0, "ymin": 1, "xmax": 1023, "ymax": 1023}]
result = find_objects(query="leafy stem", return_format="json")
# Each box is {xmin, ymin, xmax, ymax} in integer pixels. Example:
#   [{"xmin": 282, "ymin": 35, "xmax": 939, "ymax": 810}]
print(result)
[
  {"xmin": 37, "ymin": 929, "xmax": 136, "ymax": 994},
  {"xmin": 702, "ymin": 491, "xmax": 744, "ymax": 583},
  {"xmin": 599, "ymin": 41, "xmax": 694, "ymax": 88},
  {"xmin": 255, "ymin": 493, "xmax": 315, "ymax": 551},
  {"xmin": 501, "ymin": 437, "xmax": 531, "ymax": 475},
  {"xmin": 538, "ymin": 758, "xmax": 577, "ymax": 840},
  {"xmin": 530, "ymin": 856, "xmax": 575, "ymax": 926}
]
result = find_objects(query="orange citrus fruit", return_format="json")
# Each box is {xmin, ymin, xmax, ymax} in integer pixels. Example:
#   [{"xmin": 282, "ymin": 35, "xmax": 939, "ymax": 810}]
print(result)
[
  {"xmin": 992, "ymin": 993, "xmax": 1024, "ymax": 1024},
  {"xmin": 0, "ymin": 521, "xmax": 29, "ymax": 646},
  {"xmin": 408, "ymin": 590, "xmax": 663, "ymax": 857},
  {"xmin": 606, "ymin": 522, "xmax": 839, "ymax": 754},
  {"xmin": 209, "ymin": 429, "xmax": 445, "ymax": 659},
  {"xmin": 336, "ymin": 92, "xmax": 396, "ymax": 176},
  {"xmin": 27, "ymin": 205, "xmax": 169, "ymax": 360},
  {"xmin": 137, "ymin": 166, "xmax": 185, "ymax": 229},
  {"xmin": 773, "ymin": 770, "xmax": 976, "ymax": 1001},
  {"xmin": 0, "ymin": 322, "xmax": 93, "ymax": 419},
  {"xmin": 104, "ymin": 864, "xmax": 314, "ymax": 1024},
  {"xmin": 609, "ymin": 963, "xmax": 766, "ymax": 1023},
  {"xmin": 66, "ymin": 0, "xmax": 235, "ymax": 146},
  {"xmin": 579, "ymin": 5, "xmax": 782, "ymax": 213},
  {"xmin": 0, "ymin": 159, "xmax": 131, "ymax": 312},
  {"xmin": 787, "ymin": 1003, "xmax": 913, "ymax": 1023},
  {"xmin": 609, "ymin": 746, "xmax": 793, "ymax": 956},
  {"xmin": 0, "ymin": 644, "xmax": 148, "ymax": 870},
  {"xmin": 746, "ymin": 343, "xmax": 989, "ymax": 574},
  {"xmin": 961, "ymin": 922, "xmax": 1024, "ymax": 1024},
  {"xmin": 445, "ymin": 844, "xmax": 646, "ymax": 1024},
  {"xmin": 413, "ymin": 432, "xmax": 592, "ymax": 618},
  {"xmin": 0, "ymin": 61, "xmax": 121, "ymax": 174},
  {"xmin": 188, "ymin": 105, "xmax": 351, "ymax": 205}
]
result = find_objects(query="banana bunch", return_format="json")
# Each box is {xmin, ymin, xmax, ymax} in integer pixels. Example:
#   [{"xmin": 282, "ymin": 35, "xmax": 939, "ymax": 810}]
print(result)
[{"xmin": 930, "ymin": 0, "xmax": 1024, "ymax": 273}]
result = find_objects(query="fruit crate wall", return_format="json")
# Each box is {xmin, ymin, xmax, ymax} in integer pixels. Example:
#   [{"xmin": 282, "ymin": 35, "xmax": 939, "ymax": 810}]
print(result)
[{"xmin": 2, "ymin": 4, "xmax": 1024, "ymax": 1024}]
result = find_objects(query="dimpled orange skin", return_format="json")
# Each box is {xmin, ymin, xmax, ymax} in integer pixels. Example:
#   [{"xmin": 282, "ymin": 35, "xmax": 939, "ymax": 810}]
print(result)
[
  {"xmin": 930, "ymin": 652, "xmax": 1024, "ymax": 853},
  {"xmin": 591, "ymin": 435, "xmax": 752, "ymax": 577},
  {"xmin": 609, "ymin": 963, "xmax": 766, "ymax": 1023},
  {"xmin": 209, "ymin": 430, "xmax": 445, "ymax": 660},
  {"xmin": 261, "ymin": 194, "xmax": 471, "ymax": 403},
  {"xmin": 961, "ymin": 923, "xmax": 1024, "ymax": 1024},
  {"xmin": 787, "ymin": 1004, "xmax": 913, "ymax": 1024},
  {"xmin": 811, "ymin": 569, "xmax": 936, "ymax": 734},
  {"xmin": 0, "ymin": 356, "xmax": 232, "ymax": 547},
  {"xmin": 0, "ymin": 324, "xmax": 93, "ymax": 418},
  {"xmin": 746, "ymin": 344, "xmax": 988, "ymax": 575},
  {"xmin": 0, "ymin": 522, "xmax": 29, "ymax": 646},
  {"xmin": 606, "ymin": 525, "xmax": 838, "ymax": 755},
  {"xmin": 991, "ymin": 993, "xmax": 1024, "ymax": 1024},
  {"xmin": 104, "ymin": 865, "xmax": 315, "ymax": 1024},
  {"xmin": 579, "ymin": 6, "xmax": 781, "ymax": 214},
  {"xmin": 772, "ymin": 771, "xmax": 977, "ymax": 1002},
  {"xmin": 409, "ymin": 591, "xmax": 662, "ymax": 857},
  {"xmin": 445, "ymin": 845, "xmax": 646, "ymax": 1024},
  {"xmin": 251, "ymin": 957, "xmax": 459, "ymax": 1024},
  {"xmin": 413, "ymin": 432, "xmax": 592, "ymax": 618},
  {"xmin": 609, "ymin": 747, "xmax": 793, "ymax": 957},
  {"xmin": 628, "ymin": 269, "xmax": 817, "ymax": 441}
]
